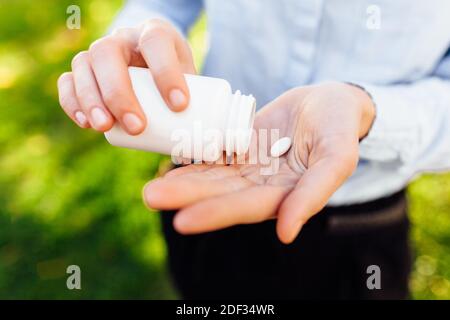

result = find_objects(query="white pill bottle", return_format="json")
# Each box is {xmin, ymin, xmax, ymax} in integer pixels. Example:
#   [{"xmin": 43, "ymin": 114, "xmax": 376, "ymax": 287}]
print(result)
[{"xmin": 105, "ymin": 67, "xmax": 256, "ymax": 162}]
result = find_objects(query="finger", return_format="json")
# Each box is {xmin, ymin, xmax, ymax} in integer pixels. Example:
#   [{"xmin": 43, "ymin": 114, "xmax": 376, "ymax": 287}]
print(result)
[
  {"xmin": 164, "ymin": 164, "xmax": 208, "ymax": 177},
  {"xmin": 71, "ymin": 51, "xmax": 114, "ymax": 131},
  {"xmin": 139, "ymin": 21, "xmax": 192, "ymax": 111},
  {"xmin": 144, "ymin": 172, "xmax": 251, "ymax": 210},
  {"xmin": 89, "ymin": 36, "xmax": 147, "ymax": 135},
  {"xmin": 110, "ymin": 27, "xmax": 147, "ymax": 67},
  {"xmin": 144, "ymin": 165, "xmax": 241, "ymax": 208},
  {"xmin": 57, "ymin": 72, "xmax": 90, "ymax": 128},
  {"xmin": 164, "ymin": 163, "xmax": 228, "ymax": 177},
  {"xmin": 173, "ymin": 185, "xmax": 290, "ymax": 234},
  {"xmin": 276, "ymin": 152, "xmax": 358, "ymax": 244}
]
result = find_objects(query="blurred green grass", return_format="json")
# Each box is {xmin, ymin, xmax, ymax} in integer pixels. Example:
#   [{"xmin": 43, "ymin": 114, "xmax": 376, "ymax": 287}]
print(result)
[{"xmin": 0, "ymin": 0, "xmax": 449, "ymax": 299}]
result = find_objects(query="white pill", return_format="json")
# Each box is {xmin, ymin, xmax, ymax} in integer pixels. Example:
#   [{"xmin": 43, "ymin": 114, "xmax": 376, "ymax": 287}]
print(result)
[{"xmin": 270, "ymin": 137, "xmax": 292, "ymax": 157}]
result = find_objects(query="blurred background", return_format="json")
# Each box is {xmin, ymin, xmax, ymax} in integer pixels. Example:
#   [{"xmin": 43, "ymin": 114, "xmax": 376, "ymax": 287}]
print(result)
[{"xmin": 0, "ymin": 0, "xmax": 449, "ymax": 299}]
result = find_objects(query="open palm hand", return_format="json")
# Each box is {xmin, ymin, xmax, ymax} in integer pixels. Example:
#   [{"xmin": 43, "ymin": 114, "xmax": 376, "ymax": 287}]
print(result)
[{"xmin": 144, "ymin": 83, "xmax": 375, "ymax": 243}]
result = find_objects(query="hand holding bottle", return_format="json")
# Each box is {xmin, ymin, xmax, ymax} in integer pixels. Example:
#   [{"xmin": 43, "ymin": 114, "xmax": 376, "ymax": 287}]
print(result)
[{"xmin": 57, "ymin": 19, "xmax": 196, "ymax": 135}]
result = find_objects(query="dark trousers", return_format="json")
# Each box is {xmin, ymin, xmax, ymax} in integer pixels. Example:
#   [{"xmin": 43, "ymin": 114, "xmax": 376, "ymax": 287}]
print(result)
[{"xmin": 161, "ymin": 190, "xmax": 411, "ymax": 299}]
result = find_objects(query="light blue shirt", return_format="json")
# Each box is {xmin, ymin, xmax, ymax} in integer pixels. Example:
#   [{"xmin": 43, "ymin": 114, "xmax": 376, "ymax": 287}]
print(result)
[{"xmin": 110, "ymin": 0, "xmax": 450, "ymax": 205}]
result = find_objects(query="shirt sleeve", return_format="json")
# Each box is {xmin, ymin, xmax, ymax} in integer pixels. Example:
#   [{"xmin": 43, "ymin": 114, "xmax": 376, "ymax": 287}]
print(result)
[
  {"xmin": 359, "ymin": 48, "xmax": 450, "ymax": 176},
  {"xmin": 108, "ymin": 0, "xmax": 203, "ymax": 36}
]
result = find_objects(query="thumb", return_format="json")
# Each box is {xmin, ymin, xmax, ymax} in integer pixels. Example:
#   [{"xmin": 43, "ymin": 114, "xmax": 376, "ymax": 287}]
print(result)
[{"xmin": 277, "ymin": 151, "xmax": 358, "ymax": 244}]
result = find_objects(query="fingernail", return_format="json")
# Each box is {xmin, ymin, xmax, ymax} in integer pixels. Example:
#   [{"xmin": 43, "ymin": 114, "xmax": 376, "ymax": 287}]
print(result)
[
  {"xmin": 123, "ymin": 112, "xmax": 144, "ymax": 134},
  {"xmin": 74, "ymin": 111, "xmax": 88, "ymax": 127},
  {"xmin": 90, "ymin": 107, "xmax": 109, "ymax": 130},
  {"xmin": 169, "ymin": 88, "xmax": 187, "ymax": 110}
]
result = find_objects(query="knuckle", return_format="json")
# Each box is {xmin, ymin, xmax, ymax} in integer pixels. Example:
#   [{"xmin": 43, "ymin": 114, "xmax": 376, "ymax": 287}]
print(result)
[
  {"xmin": 110, "ymin": 26, "xmax": 134, "ymax": 38},
  {"xmin": 144, "ymin": 18, "xmax": 170, "ymax": 30},
  {"xmin": 110, "ymin": 28, "xmax": 138, "ymax": 51},
  {"xmin": 139, "ymin": 23, "xmax": 168, "ymax": 47},
  {"xmin": 57, "ymin": 72, "xmax": 72, "ymax": 86},
  {"xmin": 71, "ymin": 51, "xmax": 88, "ymax": 68},
  {"xmin": 88, "ymin": 36, "xmax": 117, "ymax": 59}
]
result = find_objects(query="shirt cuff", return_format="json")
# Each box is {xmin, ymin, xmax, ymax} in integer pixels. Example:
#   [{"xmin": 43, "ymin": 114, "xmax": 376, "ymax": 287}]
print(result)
[{"xmin": 357, "ymin": 84, "xmax": 420, "ymax": 163}]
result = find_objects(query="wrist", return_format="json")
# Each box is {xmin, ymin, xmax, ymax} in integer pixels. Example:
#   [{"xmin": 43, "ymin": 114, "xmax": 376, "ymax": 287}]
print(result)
[{"xmin": 345, "ymin": 83, "xmax": 376, "ymax": 139}]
